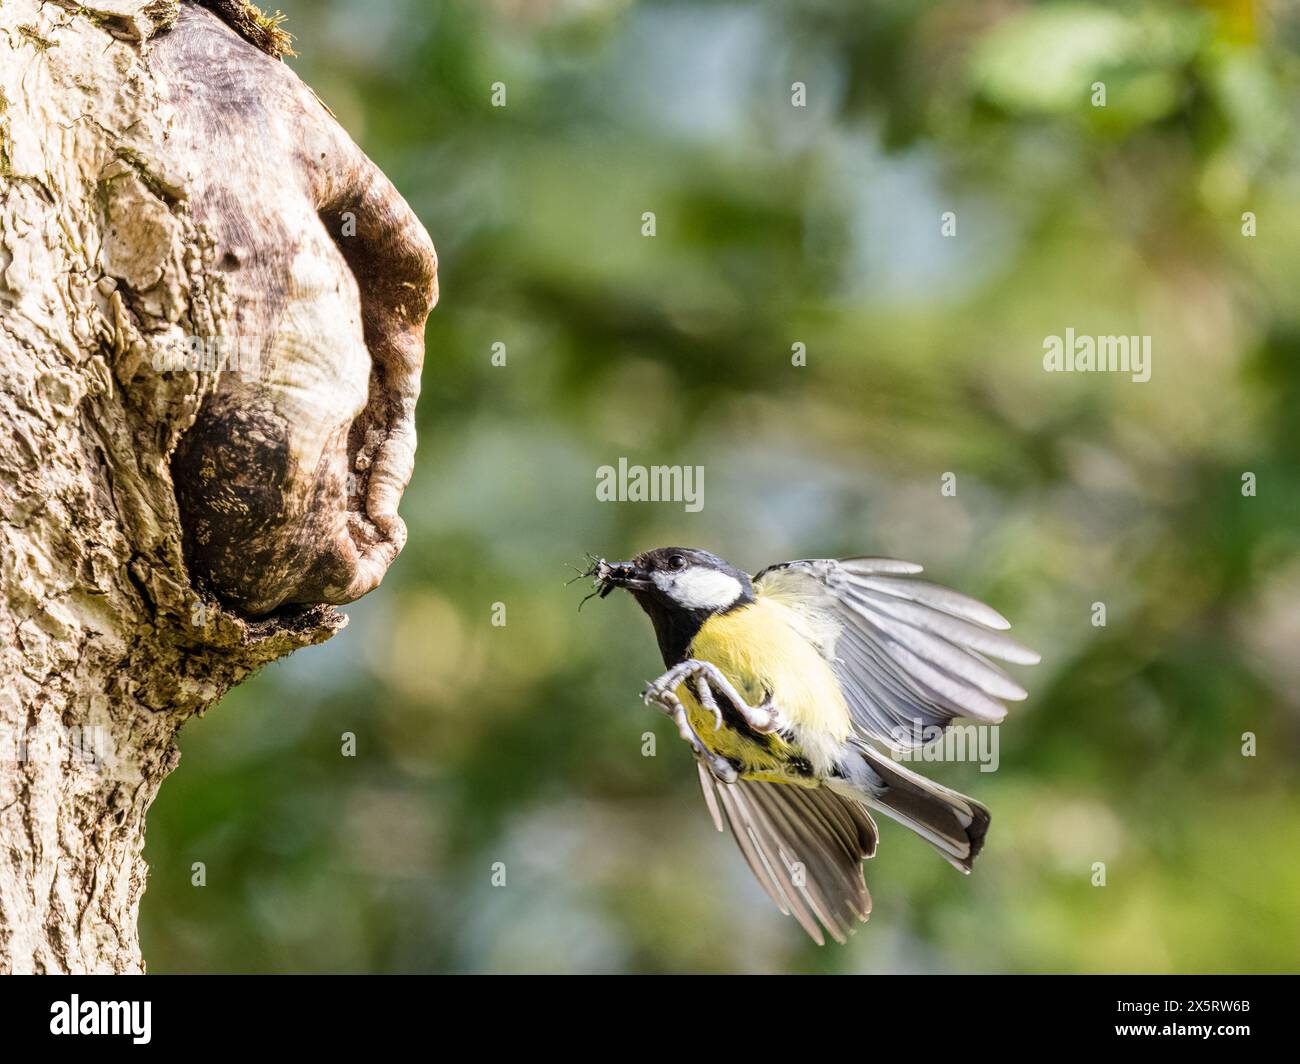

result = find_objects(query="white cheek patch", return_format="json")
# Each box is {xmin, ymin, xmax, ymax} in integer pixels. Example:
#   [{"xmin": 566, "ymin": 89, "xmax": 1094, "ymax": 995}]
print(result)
[{"xmin": 653, "ymin": 568, "xmax": 743, "ymax": 611}]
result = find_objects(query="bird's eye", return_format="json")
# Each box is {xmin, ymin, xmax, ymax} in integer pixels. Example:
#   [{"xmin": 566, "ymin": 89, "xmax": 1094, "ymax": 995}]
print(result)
[{"xmin": 668, "ymin": 555, "xmax": 686, "ymax": 571}]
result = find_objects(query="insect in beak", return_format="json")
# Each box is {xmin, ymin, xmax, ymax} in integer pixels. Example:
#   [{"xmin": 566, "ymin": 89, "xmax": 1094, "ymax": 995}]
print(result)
[
  {"xmin": 570, "ymin": 556, "xmax": 649, "ymax": 610},
  {"xmin": 595, "ymin": 559, "xmax": 652, "ymax": 595}
]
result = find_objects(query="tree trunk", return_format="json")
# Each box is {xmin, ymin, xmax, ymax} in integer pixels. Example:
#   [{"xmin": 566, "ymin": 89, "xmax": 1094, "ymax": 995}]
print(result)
[{"xmin": 0, "ymin": 0, "xmax": 437, "ymax": 973}]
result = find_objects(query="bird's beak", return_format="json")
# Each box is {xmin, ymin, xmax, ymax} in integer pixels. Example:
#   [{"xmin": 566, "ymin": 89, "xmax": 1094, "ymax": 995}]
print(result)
[{"xmin": 594, "ymin": 559, "xmax": 652, "ymax": 596}]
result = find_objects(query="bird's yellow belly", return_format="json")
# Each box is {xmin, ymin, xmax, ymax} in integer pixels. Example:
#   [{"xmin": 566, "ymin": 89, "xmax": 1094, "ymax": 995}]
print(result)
[
  {"xmin": 677, "ymin": 685, "xmax": 797, "ymax": 782},
  {"xmin": 676, "ymin": 598, "xmax": 852, "ymax": 782}
]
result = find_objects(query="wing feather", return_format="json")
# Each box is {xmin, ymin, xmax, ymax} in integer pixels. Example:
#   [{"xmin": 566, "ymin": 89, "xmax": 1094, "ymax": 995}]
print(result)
[
  {"xmin": 847, "ymin": 573, "xmax": 1013, "ymax": 629},
  {"xmin": 843, "ymin": 589, "xmax": 1028, "ymax": 700},
  {"xmin": 754, "ymin": 557, "xmax": 1039, "ymax": 747},
  {"xmin": 697, "ymin": 766, "xmax": 876, "ymax": 945},
  {"xmin": 842, "ymin": 586, "xmax": 1039, "ymax": 665}
]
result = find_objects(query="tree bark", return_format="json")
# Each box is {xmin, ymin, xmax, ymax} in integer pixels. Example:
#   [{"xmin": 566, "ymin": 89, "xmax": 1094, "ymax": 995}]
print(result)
[{"xmin": 0, "ymin": 0, "xmax": 437, "ymax": 972}]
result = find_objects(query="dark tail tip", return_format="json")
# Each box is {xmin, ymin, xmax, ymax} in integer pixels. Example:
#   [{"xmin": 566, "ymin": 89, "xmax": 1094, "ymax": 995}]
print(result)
[{"xmin": 959, "ymin": 801, "xmax": 992, "ymax": 871}]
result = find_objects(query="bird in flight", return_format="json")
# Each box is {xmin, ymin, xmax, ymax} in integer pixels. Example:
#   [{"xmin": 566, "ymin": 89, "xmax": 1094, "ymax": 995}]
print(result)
[{"xmin": 588, "ymin": 546, "xmax": 1039, "ymax": 944}]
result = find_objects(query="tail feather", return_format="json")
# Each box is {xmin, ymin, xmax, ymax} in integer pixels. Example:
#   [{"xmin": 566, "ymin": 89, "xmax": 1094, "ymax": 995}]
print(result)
[{"xmin": 833, "ymin": 739, "xmax": 990, "ymax": 872}]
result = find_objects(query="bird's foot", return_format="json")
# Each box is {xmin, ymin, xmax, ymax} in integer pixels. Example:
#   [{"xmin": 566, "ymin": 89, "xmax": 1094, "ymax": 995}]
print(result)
[
  {"xmin": 643, "ymin": 670, "xmax": 738, "ymax": 783},
  {"xmin": 644, "ymin": 658, "xmax": 785, "ymax": 735}
]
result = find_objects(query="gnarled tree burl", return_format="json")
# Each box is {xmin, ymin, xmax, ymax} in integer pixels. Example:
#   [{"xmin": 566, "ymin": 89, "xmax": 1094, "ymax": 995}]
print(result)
[{"xmin": 0, "ymin": 1, "xmax": 438, "ymax": 972}]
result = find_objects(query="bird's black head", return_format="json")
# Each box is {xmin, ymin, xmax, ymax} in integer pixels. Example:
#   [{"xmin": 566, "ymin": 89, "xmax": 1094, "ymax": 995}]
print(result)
[{"xmin": 590, "ymin": 547, "xmax": 754, "ymax": 664}]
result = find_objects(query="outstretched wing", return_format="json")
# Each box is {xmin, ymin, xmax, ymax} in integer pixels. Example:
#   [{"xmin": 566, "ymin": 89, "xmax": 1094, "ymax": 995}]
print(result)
[
  {"xmin": 754, "ymin": 557, "xmax": 1040, "ymax": 748},
  {"xmin": 696, "ymin": 765, "xmax": 876, "ymax": 945}
]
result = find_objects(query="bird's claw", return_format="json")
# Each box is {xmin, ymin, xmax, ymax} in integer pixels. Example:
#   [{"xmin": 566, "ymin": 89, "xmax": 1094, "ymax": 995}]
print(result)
[{"xmin": 643, "ymin": 669, "xmax": 736, "ymax": 783}]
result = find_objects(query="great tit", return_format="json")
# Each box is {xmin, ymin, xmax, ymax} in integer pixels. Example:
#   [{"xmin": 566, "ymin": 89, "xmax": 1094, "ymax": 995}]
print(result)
[{"xmin": 592, "ymin": 546, "xmax": 1039, "ymax": 945}]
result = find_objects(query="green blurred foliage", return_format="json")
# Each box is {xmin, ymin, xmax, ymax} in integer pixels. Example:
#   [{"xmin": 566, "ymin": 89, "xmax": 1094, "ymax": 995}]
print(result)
[{"xmin": 142, "ymin": 0, "xmax": 1300, "ymax": 972}]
